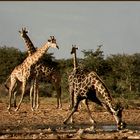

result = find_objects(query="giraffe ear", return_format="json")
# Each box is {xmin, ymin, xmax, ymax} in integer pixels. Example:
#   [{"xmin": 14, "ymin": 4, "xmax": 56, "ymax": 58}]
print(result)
[
  {"xmin": 50, "ymin": 36, "xmax": 53, "ymax": 39},
  {"xmin": 48, "ymin": 39, "xmax": 51, "ymax": 42}
]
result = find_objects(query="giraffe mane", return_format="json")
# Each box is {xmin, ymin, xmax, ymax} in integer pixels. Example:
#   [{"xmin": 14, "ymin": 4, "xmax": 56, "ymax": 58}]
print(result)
[{"xmin": 93, "ymin": 72, "xmax": 112, "ymax": 99}]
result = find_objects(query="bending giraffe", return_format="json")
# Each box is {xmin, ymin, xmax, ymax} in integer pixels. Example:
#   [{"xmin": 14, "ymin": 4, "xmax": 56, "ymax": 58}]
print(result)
[
  {"xmin": 64, "ymin": 47, "xmax": 126, "ymax": 130},
  {"xmin": 5, "ymin": 36, "xmax": 59, "ymax": 112},
  {"xmin": 68, "ymin": 45, "xmax": 98, "ymax": 117},
  {"xmin": 18, "ymin": 27, "xmax": 62, "ymax": 109}
]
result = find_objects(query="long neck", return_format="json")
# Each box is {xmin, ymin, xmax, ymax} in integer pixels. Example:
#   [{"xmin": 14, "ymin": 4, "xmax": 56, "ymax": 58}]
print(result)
[
  {"xmin": 89, "ymin": 72, "xmax": 122, "ymax": 124},
  {"xmin": 90, "ymin": 72, "xmax": 113, "ymax": 106},
  {"xmin": 23, "ymin": 43, "xmax": 50, "ymax": 66},
  {"xmin": 22, "ymin": 34, "xmax": 36, "ymax": 55},
  {"xmin": 73, "ymin": 52, "xmax": 78, "ymax": 70}
]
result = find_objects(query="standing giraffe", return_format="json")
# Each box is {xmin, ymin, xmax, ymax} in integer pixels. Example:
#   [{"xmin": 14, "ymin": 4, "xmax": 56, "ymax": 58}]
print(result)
[
  {"xmin": 18, "ymin": 27, "xmax": 62, "ymax": 109},
  {"xmin": 5, "ymin": 36, "xmax": 59, "ymax": 112},
  {"xmin": 64, "ymin": 48, "xmax": 126, "ymax": 130}
]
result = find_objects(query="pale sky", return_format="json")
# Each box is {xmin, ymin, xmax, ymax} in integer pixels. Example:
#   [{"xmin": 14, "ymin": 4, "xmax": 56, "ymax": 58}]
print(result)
[{"xmin": 0, "ymin": 1, "xmax": 140, "ymax": 59}]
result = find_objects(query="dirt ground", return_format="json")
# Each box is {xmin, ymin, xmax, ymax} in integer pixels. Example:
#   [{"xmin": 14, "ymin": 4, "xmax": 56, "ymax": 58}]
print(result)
[{"xmin": 0, "ymin": 97, "xmax": 140, "ymax": 139}]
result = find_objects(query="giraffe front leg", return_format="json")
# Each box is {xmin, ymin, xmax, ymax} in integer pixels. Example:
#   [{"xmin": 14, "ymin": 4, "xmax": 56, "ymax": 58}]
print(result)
[
  {"xmin": 56, "ymin": 86, "xmax": 62, "ymax": 109},
  {"xmin": 15, "ymin": 82, "xmax": 26, "ymax": 112},
  {"xmin": 64, "ymin": 97, "xmax": 81, "ymax": 124},
  {"xmin": 30, "ymin": 83, "xmax": 34, "ymax": 111},
  {"xmin": 84, "ymin": 99, "xmax": 96, "ymax": 125},
  {"xmin": 8, "ymin": 79, "xmax": 17, "ymax": 112},
  {"xmin": 34, "ymin": 82, "xmax": 39, "ymax": 110},
  {"xmin": 7, "ymin": 90, "xmax": 12, "ymax": 112},
  {"xmin": 52, "ymin": 78, "xmax": 62, "ymax": 109},
  {"xmin": 13, "ymin": 91, "xmax": 17, "ymax": 108}
]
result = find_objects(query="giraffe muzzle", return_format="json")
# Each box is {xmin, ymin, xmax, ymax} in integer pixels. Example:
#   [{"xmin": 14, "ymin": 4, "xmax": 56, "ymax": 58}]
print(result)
[{"xmin": 56, "ymin": 45, "xmax": 59, "ymax": 49}]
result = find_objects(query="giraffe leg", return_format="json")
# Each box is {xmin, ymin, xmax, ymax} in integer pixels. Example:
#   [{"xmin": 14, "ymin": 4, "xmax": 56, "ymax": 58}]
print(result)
[
  {"xmin": 15, "ymin": 81, "xmax": 26, "ymax": 111},
  {"xmin": 69, "ymin": 91, "xmax": 75, "ymax": 123},
  {"xmin": 7, "ymin": 78, "xmax": 17, "ymax": 112},
  {"xmin": 34, "ymin": 79, "xmax": 39, "ymax": 110},
  {"xmin": 52, "ymin": 79, "xmax": 62, "ymax": 109},
  {"xmin": 68, "ymin": 86, "xmax": 74, "ymax": 110},
  {"xmin": 84, "ymin": 99, "xmax": 96, "ymax": 125},
  {"xmin": 13, "ymin": 91, "xmax": 17, "ymax": 108},
  {"xmin": 33, "ymin": 81, "xmax": 36, "ymax": 110},
  {"xmin": 64, "ymin": 97, "xmax": 81, "ymax": 124},
  {"xmin": 13, "ymin": 82, "xmax": 21, "ymax": 108},
  {"xmin": 30, "ymin": 82, "xmax": 34, "ymax": 111},
  {"xmin": 35, "ymin": 87, "xmax": 39, "ymax": 110},
  {"xmin": 56, "ymin": 86, "xmax": 62, "ymax": 109}
]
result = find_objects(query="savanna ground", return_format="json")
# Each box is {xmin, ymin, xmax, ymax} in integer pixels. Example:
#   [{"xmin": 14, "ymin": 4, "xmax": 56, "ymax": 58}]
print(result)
[{"xmin": 0, "ymin": 93, "xmax": 140, "ymax": 139}]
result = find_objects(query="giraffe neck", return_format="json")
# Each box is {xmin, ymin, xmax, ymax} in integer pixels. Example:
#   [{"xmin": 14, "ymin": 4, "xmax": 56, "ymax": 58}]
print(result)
[
  {"xmin": 73, "ymin": 52, "xmax": 78, "ymax": 70},
  {"xmin": 23, "ymin": 43, "xmax": 50, "ymax": 67},
  {"xmin": 90, "ymin": 72, "xmax": 113, "ymax": 106},
  {"xmin": 22, "ymin": 34, "xmax": 36, "ymax": 55}
]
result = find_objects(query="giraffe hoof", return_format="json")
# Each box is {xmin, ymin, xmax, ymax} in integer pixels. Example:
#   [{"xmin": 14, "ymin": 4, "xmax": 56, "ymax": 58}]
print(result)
[
  {"xmin": 31, "ymin": 108, "xmax": 35, "ymax": 112},
  {"xmin": 56, "ymin": 105, "xmax": 62, "ymax": 109},
  {"xmin": 117, "ymin": 122, "xmax": 127, "ymax": 130},
  {"xmin": 63, "ymin": 120, "xmax": 67, "ymax": 125},
  {"xmin": 7, "ymin": 109, "xmax": 12, "ymax": 115},
  {"xmin": 15, "ymin": 108, "xmax": 19, "ymax": 112}
]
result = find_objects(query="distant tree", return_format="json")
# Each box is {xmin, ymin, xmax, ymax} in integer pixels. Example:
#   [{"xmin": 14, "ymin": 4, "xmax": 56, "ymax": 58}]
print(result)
[
  {"xmin": 81, "ymin": 45, "xmax": 110, "ymax": 76},
  {"xmin": 132, "ymin": 53, "xmax": 140, "ymax": 92},
  {"xmin": 106, "ymin": 53, "xmax": 136, "ymax": 93},
  {"xmin": 0, "ymin": 46, "xmax": 26, "ymax": 83}
]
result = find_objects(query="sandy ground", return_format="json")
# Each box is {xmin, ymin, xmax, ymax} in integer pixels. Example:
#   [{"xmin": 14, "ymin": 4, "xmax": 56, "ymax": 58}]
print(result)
[{"xmin": 0, "ymin": 97, "xmax": 140, "ymax": 139}]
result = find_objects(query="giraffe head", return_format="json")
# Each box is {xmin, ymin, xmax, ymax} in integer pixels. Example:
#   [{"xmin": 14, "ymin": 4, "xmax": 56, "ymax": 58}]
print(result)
[
  {"xmin": 19, "ymin": 27, "xmax": 28, "ymax": 37},
  {"xmin": 114, "ymin": 103, "xmax": 126, "ymax": 130},
  {"xmin": 71, "ymin": 45, "xmax": 78, "ymax": 54},
  {"xmin": 47, "ymin": 36, "xmax": 59, "ymax": 49}
]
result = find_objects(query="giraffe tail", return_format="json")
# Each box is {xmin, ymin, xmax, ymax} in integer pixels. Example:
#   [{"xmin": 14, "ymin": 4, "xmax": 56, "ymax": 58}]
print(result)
[{"xmin": 4, "ymin": 76, "xmax": 10, "ymax": 90}]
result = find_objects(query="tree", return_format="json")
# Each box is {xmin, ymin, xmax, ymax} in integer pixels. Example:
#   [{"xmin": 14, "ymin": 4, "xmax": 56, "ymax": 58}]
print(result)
[
  {"xmin": 81, "ymin": 45, "xmax": 110, "ymax": 76},
  {"xmin": 0, "ymin": 46, "xmax": 26, "ymax": 83}
]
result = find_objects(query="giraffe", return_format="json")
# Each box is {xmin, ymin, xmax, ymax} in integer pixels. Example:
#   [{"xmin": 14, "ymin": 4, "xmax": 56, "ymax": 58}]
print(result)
[
  {"xmin": 19, "ymin": 27, "xmax": 36, "ymax": 56},
  {"xmin": 18, "ymin": 27, "xmax": 62, "ymax": 109},
  {"xmin": 5, "ymin": 36, "xmax": 59, "ymax": 112},
  {"xmin": 64, "ymin": 48, "xmax": 126, "ymax": 131},
  {"xmin": 68, "ymin": 45, "xmax": 98, "ymax": 117}
]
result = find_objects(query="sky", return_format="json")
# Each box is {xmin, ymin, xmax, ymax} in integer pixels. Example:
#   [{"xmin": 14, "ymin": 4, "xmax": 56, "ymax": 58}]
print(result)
[{"xmin": 0, "ymin": 1, "xmax": 140, "ymax": 59}]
